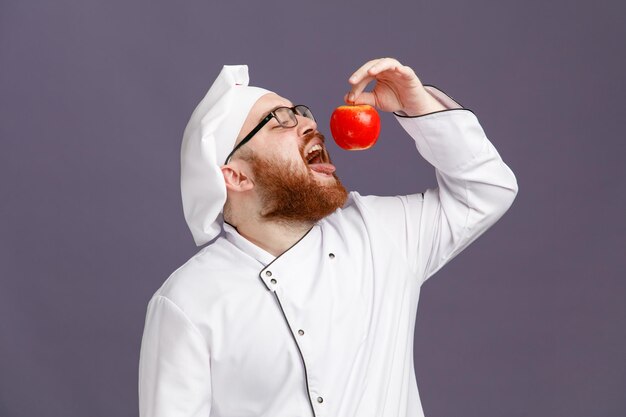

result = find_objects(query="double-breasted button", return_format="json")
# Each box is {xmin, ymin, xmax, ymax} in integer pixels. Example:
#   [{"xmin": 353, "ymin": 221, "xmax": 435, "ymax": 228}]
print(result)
[
  {"xmin": 298, "ymin": 329, "xmax": 305, "ymax": 336},
  {"xmin": 270, "ymin": 278, "xmax": 277, "ymax": 284},
  {"xmin": 328, "ymin": 253, "xmax": 335, "ymax": 259},
  {"xmin": 265, "ymin": 270, "xmax": 272, "ymax": 277},
  {"xmin": 317, "ymin": 396, "xmax": 324, "ymax": 403}
]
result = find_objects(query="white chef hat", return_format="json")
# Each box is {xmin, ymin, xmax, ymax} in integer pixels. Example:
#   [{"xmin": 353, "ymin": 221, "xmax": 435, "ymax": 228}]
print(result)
[{"xmin": 181, "ymin": 65, "xmax": 272, "ymax": 246}]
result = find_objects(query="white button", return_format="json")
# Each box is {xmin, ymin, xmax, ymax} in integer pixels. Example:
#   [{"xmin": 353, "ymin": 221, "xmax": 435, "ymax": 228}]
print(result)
[
  {"xmin": 265, "ymin": 270, "xmax": 272, "ymax": 277},
  {"xmin": 298, "ymin": 329, "xmax": 305, "ymax": 336},
  {"xmin": 270, "ymin": 278, "xmax": 277, "ymax": 284},
  {"xmin": 317, "ymin": 396, "xmax": 324, "ymax": 403}
]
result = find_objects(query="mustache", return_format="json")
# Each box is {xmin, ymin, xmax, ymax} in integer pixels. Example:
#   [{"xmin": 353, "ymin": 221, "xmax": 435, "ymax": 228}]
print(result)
[{"xmin": 305, "ymin": 130, "xmax": 325, "ymax": 143}]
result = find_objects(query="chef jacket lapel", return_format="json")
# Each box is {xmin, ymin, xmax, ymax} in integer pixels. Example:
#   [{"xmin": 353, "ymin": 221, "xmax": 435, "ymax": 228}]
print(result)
[
  {"xmin": 223, "ymin": 222, "xmax": 275, "ymax": 267},
  {"xmin": 223, "ymin": 222, "xmax": 323, "ymax": 292}
]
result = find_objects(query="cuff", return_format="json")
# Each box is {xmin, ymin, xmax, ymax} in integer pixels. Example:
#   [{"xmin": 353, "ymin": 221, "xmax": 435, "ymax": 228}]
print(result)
[
  {"xmin": 393, "ymin": 87, "xmax": 488, "ymax": 173},
  {"xmin": 393, "ymin": 84, "xmax": 468, "ymax": 118}
]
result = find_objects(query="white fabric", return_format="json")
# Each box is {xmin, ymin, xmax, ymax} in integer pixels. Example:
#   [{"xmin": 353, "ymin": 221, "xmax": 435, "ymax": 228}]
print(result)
[
  {"xmin": 181, "ymin": 65, "xmax": 272, "ymax": 246},
  {"xmin": 139, "ymin": 86, "xmax": 519, "ymax": 417}
]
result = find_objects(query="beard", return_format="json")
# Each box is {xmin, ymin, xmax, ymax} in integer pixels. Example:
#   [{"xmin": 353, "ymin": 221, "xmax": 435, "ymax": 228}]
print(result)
[{"xmin": 246, "ymin": 134, "xmax": 348, "ymax": 224}]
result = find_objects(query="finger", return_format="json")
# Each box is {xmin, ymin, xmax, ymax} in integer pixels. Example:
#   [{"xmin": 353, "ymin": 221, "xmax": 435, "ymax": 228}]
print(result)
[
  {"xmin": 346, "ymin": 92, "xmax": 376, "ymax": 107},
  {"xmin": 394, "ymin": 64, "xmax": 418, "ymax": 81},
  {"xmin": 343, "ymin": 91, "xmax": 376, "ymax": 107},
  {"xmin": 347, "ymin": 75, "xmax": 375, "ymax": 103},
  {"xmin": 348, "ymin": 58, "xmax": 384, "ymax": 85},
  {"xmin": 348, "ymin": 58, "xmax": 405, "ymax": 101},
  {"xmin": 349, "ymin": 57, "xmax": 404, "ymax": 85},
  {"xmin": 365, "ymin": 58, "xmax": 403, "ymax": 78}
]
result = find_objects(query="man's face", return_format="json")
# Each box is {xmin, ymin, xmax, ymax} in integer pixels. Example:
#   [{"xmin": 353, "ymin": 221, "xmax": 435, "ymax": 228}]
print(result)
[{"xmin": 232, "ymin": 93, "xmax": 348, "ymax": 223}]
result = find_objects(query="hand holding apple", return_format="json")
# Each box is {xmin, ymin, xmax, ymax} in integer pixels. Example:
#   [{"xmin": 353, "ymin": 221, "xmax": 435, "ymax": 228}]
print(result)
[
  {"xmin": 344, "ymin": 57, "xmax": 446, "ymax": 117},
  {"xmin": 330, "ymin": 57, "xmax": 447, "ymax": 151}
]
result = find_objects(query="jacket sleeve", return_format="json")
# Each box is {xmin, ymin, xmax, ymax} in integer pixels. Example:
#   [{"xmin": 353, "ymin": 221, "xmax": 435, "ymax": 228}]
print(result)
[
  {"xmin": 358, "ymin": 85, "xmax": 519, "ymax": 284},
  {"xmin": 138, "ymin": 295, "xmax": 212, "ymax": 417}
]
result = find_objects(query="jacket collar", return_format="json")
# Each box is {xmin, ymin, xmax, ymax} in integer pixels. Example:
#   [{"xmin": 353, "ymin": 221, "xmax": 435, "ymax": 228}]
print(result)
[{"xmin": 223, "ymin": 221, "xmax": 321, "ymax": 291}]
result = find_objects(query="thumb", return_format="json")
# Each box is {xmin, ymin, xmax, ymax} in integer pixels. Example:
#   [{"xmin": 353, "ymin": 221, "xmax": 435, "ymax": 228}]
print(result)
[{"xmin": 343, "ymin": 91, "xmax": 377, "ymax": 107}]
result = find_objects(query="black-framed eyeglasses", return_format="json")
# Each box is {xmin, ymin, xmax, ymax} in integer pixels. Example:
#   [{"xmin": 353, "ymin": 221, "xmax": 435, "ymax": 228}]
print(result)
[{"xmin": 224, "ymin": 105, "xmax": 315, "ymax": 165}]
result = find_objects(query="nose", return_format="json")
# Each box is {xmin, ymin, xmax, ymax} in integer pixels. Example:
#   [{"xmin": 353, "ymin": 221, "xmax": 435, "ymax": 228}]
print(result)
[{"xmin": 296, "ymin": 113, "xmax": 317, "ymax": 137}]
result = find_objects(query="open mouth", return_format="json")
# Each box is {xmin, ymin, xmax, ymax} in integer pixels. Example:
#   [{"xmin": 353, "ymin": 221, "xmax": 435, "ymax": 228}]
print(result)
[
  {"xmin": 304, "ymin": 144, "xmax": 336, "ymax": 176},
  {"xmin": 306, "ymin": 144, "xmax": 325, "ymax": 165}
]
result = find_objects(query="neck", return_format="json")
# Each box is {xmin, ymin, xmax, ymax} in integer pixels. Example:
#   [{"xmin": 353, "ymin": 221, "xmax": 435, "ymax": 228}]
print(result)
[{"xmin": 231, "ymin": 218, "xmax": 314, "ymax": 257}]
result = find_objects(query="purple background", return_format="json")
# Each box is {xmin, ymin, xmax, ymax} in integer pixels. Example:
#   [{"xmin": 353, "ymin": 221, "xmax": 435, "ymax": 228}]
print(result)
[{"xmin": 1, "ymin": 0, "xmax": 625, "ymax": 416}]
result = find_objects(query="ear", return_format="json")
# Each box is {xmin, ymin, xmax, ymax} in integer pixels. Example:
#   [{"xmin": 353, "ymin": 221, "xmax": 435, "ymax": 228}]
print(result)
[{"xmin": 221, "ymin": 163, "xmax": 255, "ymax": 192}]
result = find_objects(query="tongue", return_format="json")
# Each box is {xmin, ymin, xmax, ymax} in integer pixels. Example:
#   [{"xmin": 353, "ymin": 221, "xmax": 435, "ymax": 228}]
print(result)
[{"xmin": 309, "ymin": 163, "xmax": 336, "ymax": 174}]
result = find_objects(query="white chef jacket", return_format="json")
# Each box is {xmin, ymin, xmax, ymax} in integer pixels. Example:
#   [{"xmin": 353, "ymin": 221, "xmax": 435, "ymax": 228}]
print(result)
[{"xmin": 138, "ymin": 86, "xmax": 518, "ymax": 417}]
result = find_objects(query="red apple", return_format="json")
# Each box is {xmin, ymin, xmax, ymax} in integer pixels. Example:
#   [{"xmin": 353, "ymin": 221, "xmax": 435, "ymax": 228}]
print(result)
[{"xmin": 330, "ymin": 104, "xmax": 381, "ymax": 150}]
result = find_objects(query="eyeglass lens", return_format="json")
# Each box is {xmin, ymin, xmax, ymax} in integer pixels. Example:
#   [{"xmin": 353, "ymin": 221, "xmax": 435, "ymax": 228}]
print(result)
[{"xmin": 274, "ymin": 106, "xmax": 314, "ymax": 128}]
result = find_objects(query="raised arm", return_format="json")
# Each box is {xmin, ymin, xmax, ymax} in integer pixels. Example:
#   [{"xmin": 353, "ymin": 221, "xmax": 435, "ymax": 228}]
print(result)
[{"xmin": 348, "ymin": 58, "xmax": 518, "ymax": 283}]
